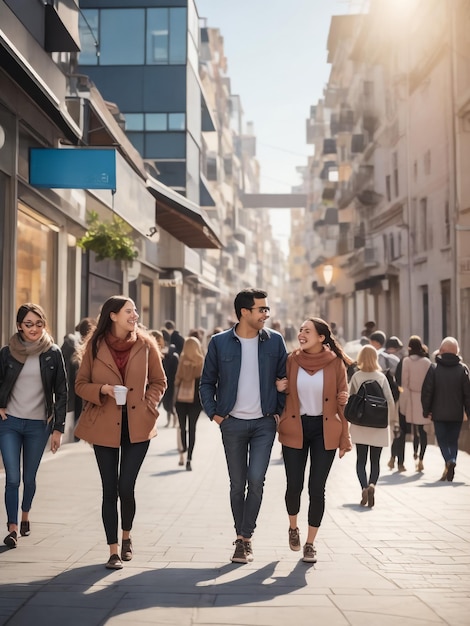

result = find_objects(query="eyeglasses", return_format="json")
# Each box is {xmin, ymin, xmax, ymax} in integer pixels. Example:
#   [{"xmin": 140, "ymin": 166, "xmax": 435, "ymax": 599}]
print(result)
[
  {"xmin": 248, "ymin": 307, "xmax": 270, "ymax": 314},
  {"xmin": 22, "ymin": 321, "xmax": 45, "ymax": 329}
]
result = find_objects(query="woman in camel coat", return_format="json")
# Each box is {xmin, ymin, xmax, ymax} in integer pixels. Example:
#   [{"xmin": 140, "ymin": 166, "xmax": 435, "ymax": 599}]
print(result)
[{"xmin": 75, "ymin": 296, "xmax": 166, "ymax": 570}]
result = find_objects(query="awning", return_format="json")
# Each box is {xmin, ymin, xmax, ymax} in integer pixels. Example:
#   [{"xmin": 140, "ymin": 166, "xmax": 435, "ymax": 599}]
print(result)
[{"xmin": 147, "ymin": 175, "xmax": 221, "ymax": 249}]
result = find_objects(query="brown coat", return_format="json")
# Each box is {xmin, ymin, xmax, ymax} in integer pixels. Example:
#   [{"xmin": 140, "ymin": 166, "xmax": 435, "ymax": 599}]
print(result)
[
  {"xmin": 74, "ymin": 336, "xmax": 166, "ymax": 447},
  {"xmin": 278, "ymin": 354, "xmax": 351, "ymax": 451}
]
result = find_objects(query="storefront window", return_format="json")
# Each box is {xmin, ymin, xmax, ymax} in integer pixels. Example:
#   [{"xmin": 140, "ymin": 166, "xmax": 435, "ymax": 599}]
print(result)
[{"xmin": 17, "ymin": 206, "xmax": 56, "ymax": 322}]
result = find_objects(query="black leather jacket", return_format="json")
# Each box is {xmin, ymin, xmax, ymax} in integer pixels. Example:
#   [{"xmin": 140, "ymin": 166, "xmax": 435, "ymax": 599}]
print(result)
[
  {"xmin": 421, "ymin": 353, "xmax": 470, "ymax": 422},
  {"xmin": 0, "ymin": 343, "xmax": 68, "ymax": 432}
]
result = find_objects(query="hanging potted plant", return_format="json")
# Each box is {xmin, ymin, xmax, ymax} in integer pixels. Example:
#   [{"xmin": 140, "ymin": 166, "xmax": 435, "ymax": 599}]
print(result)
[{"xmin": 77, "ymin": 210, "xmax": 138, "ymax": 262}]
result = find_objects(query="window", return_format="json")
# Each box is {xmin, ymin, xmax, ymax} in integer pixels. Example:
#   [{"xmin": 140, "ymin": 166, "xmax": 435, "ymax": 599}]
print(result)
[
  {"xmin": 125, "ymin": 114, "xmax": 144, "ymax": 131},
  {"xmin": 441, "ymin": 280, "xmax": 451, "ymax": 338},
  {"xmin": 78, "ymin": 10, "xmax": 99, "ymax": 65},
  {"xmin": 17, "ymin": 206, "xmax": 56, "ymax": 323},
  {"xmin": 125, "ymin": 113, "xmax": 185, "ymax": 133},
  {"xmin": 100, "ymin": 10, "xmax": 145, "ymax": 65},
  {"xmin": 444, "ymin": 201, "xmax": 450, "ymax": 246},
  {"xmin": 424, "ymin": 149, "xmax": 431, "ymax": 176},
  {"xmin": 79, "ymin": 8, "xmax": 187, "ymax": 66},
  {"xmin": 385, "ymin": 175, "xmax": 391, "ymax": 202},
  {"xmin": 419, "ymin": 198, "xmax": 428, "ymax": 251},
  {"xmin": 421, "ymin": 285, "xmax": 429, "ymax": 346},
  {"xmin": 146, "ymin": 114, "xmax": 167, "ymax": 131},
  {"xmin": 147, "ymin": 8, "xmax": 186, "ymax": 65},
  {"xmin": 393, "ymin": 151, "xmax": 399, "ymax": 197}
]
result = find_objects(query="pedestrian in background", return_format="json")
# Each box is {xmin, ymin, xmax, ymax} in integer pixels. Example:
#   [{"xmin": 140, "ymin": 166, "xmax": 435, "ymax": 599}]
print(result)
[
  {"xmin": 400, "ymin": 336, "xmax": 431, "ymax": 472},
  {"xmin": 75, "ymin": 296, "xmax": 166, "ymax": 570},
  {"xmin": 61, "ymin": 317, "xmax": 95, "ymax": 430},
  {"xmin": 276, "ymin": 318, "xmax": 352, "ymax": 563},
  {"xmin": 0, "ymin": 303, "xmax": 67, "ymax": 548},
  {"xmin": 150, "ymin": 330, "xmax": 179, "ymax": 427},
  {"xmin": 200, "ymin": 288, "xmax": 287, "ymax": 565},
  {"xmin": 163, "ymin": 320, "xmax": 184, "ymax": 355},
  {"xmin": 385, "ymin": 335, "xmax": 407, "ymax": 472},
  {"xmin": 174, "ymin": 336, "xmax": 204, "ymax": 470},
  {"xmin": 421, "ymin": 336, "xmax": 470, "ymax": 482},
  {"xmin": 349, "ymin": 345, "xmax": 395, "ymax": 508}
]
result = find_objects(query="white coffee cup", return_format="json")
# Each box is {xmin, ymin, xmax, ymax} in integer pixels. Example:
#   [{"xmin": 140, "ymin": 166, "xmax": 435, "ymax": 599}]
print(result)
[{"xmin": 114, "ymin": 385, "xmax": 128, "ymax": 405}]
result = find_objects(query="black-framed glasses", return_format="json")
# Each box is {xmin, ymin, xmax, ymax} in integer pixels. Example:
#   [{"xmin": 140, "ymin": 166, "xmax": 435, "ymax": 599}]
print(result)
[
  {"xmin": 248, "ymin": 307, "xmax": 270, "ymax": 314},
  {"xmin": 22, "ymin": 321, "xmax": 45, "ymax": 329}
]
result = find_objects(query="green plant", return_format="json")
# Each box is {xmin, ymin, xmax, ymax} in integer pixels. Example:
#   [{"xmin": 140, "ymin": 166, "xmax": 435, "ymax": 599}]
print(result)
[{"xmin": 77, "ymin": 210, "xmax": 138, "ymax": 262}]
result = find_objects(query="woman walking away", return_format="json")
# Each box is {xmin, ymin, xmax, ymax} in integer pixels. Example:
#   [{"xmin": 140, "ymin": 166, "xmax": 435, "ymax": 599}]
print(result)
[
  {"xmin": 349, "ymin": 345, "xmax": 394, "ymax": 508},
  {"xmin": 174, "ymin": 336, "xmax": 204, "ymax": 470},
  {"xmin": 400, "ymin": 336, "xmax": 431, "ymax": 472},
  {"xmin": 0, "ymin": 303, "xmax": 67, "ymax": 548},
  {"xmin": 277, "ymin": 318, "xmax": 352, "ymax": 563},
  {"xmin": 75, "ymin": 296, "xmax": 166, "ymax": 570}
]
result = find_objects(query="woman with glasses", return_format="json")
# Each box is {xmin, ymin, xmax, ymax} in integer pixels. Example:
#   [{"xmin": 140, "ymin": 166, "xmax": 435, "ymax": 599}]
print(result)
[
  {"xmin": 277, "ymin": 318, "xmax": 353, "ymax": 563},
  {"xmin": 0, "ymin": 303, "xmax": 67, "ymax": 549}
]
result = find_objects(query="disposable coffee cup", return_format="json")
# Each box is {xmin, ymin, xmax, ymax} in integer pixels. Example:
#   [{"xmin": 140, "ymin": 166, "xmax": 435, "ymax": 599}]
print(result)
[{"xmin": 114, "ymin": 385, "xmax": 128, "ymax": 405}]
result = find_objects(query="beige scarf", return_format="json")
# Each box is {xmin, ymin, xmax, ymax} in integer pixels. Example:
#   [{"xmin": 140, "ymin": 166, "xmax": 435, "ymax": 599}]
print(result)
[{"xmin": 9, "ymin": 332, "xmax": 54, "ymax": 364}]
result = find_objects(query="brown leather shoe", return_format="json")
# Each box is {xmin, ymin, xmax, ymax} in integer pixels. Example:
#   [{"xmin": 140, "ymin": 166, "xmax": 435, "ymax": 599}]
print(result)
[{"xmin": 121, "ymin": 538, "xmax": 133, "ymax": 561}]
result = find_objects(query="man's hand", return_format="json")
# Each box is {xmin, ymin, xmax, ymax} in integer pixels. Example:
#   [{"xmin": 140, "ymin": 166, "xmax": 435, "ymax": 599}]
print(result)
[
  {"xmin": 213, "ymin": 415, "xmax": 226, "ymax": 425},
  {"xmin": 50, "ymin": 430, "xmax": 62, "ymax": 454}
]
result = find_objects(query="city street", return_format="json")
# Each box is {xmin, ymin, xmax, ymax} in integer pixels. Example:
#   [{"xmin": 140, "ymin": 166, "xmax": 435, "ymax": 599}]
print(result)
[{"xmin": 0, "ymin": 415, "xmax": 469, "ymax": 626}]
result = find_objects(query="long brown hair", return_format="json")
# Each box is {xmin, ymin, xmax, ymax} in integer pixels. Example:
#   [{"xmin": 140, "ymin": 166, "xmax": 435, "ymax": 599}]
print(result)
[{"xmin": 307, "ymin": 317, "xmax": 354, "ymax": 367}]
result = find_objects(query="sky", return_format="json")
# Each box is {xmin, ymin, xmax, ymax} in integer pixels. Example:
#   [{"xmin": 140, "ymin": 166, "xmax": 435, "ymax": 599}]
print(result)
[{"xmin": 196, "ymin": 0, "xmax": 366, "ymax": 243}]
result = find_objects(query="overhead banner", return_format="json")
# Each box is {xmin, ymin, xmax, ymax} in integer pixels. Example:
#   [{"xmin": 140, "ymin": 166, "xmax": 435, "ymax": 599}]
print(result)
[{"xmin": 29, "ymin": 148, "xmax": 116, "ymax": 190}]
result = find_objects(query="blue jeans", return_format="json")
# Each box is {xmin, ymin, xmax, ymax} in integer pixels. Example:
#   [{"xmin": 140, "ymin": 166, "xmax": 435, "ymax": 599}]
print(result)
[
  {"xmin": 433, "ymin": 421, "xmax": 462, "ymax": 464},
  {"xmin": 0, "ymin": 414, "xmax": 51, "ymax": 525},
  {"xmin": 220, "ymin": 415, "xmax": 276, "ymax": 539}
]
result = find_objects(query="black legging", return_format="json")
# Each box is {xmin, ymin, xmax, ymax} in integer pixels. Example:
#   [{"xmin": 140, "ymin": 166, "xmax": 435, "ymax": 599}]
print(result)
[
  {"xmin": 175, "ymin": 402, "xmax": 201, "ymax": 461},
  {"xmin": 413, "ymin": 425, "xmax": 427, "ymax": 460},
  {"xmin": 93, "ymin": 409, "xmax": 149, "ymax": 545},
  {"xmin": 356, "ymin": 444, "xmax": 382, "ymax": 489},
  {"xmin": 282, "ymin": 415, "xmax": 336, "ymax": 528}
]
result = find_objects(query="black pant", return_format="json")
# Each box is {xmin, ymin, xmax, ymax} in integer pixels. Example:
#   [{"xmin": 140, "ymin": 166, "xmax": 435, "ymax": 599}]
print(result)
[
  {"xmin": 93, "ymin": 409, "xmax": 149, "ymax": 545},
  {"xmin": 282, "ymin": 415, "xmax": 336, "ymax": 528},
  {"xmin": 175, "ymin": 402, "xmax": 201, "ymax": 461},
  {"xmin": 391, "ymin": 411, "xmax": 407, "ymax": 464},
  {"xmin": 356, "ymin": 444, "xmax": 382, "ymax": 489},
  {"xmin": 413, "ymin": 424, "xmax": 427, "ymax": 460}
]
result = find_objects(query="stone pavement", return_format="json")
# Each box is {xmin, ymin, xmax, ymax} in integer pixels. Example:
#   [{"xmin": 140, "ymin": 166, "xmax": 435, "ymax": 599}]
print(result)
[{"xmin": 0, "ymin": 416, "xmax": 469, "ymax": 626}]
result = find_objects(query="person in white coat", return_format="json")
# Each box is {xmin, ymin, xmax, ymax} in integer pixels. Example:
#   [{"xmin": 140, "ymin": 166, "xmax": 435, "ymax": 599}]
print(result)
[
  {"xmin": 349, "ymin": 345, "xmax": 395, "ymax": 508},
  {"xmin": 399, "ymin": 336, "xmax": 431, "ymax": 472}
]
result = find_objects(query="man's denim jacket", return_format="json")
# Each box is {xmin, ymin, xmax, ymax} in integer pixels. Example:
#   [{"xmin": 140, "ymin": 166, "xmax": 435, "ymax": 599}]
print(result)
[{"xmin": 199, "ymin": 325, "xmax": 287, "ymax": 420}]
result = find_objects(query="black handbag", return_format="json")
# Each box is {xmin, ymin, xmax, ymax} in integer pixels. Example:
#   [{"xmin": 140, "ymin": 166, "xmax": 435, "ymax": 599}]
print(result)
[{"xmin": 345, "ymin": 380, "xmax": 388, "ymax": 428}]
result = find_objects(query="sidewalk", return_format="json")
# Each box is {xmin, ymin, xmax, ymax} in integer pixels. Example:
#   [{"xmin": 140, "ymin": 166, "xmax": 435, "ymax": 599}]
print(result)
[{"xmin": 0, "ymin": 416, "xmax": 469, "ymax": 626}]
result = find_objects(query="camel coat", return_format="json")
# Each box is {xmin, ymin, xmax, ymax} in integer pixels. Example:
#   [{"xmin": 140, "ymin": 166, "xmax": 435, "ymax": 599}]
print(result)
[
  {"xmin": 74, "ymin": 336, "xmax": 166, "ymax": 447},
  {"xmin": 278, "ymin": 354, "xmax": 351, "ymax": 451},
  {"xmin": 400, "ymin": 354, "xmax": 431, "ymax": 425}
]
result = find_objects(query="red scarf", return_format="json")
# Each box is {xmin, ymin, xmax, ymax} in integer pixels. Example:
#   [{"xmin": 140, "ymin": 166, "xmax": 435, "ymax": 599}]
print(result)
[
  {"xmin": 291, "ymin": 346, "xmax": 336, "ymax": 375},
  {"xmin": 105, "ymin": 331, "xmax": 137, "ymax": 379}
]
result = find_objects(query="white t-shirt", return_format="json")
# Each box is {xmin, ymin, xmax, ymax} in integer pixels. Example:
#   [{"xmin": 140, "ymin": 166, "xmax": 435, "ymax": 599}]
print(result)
[
  {"xmin": 230, "ymin": 334, "xmax": 263, "ymax": 420},
  {"xmin": 298, "ymin": 367, "xmax": 324, "ymax": 416}
]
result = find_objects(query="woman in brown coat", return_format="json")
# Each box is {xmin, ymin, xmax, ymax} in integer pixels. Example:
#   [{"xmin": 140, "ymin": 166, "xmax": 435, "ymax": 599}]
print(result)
[
  {"xmin": 277, "ymin": 318, "xmax": 352, "ymax": 563},
  {"xmin": 75, "ymin": 296, "xmax": 166, "ymax": 570}
]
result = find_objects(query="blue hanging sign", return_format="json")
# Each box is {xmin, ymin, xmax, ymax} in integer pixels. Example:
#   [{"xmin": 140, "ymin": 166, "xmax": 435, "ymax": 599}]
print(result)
[{"xmin": 29, "ymin": 148, "xmax": 116, "ymax": 190}]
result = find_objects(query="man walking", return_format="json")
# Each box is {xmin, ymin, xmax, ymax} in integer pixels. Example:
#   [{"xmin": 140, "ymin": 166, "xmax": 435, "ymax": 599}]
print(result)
[
  {"xmin": 200, "ymin": 289, "xmax": 287, "ymax": 564},
  {"xmin": 421, "ymin": 336, "xmax": 470, "ymax": 481}
]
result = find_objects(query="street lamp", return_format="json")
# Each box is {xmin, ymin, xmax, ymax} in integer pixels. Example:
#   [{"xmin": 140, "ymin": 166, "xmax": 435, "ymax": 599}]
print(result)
[{"xmin": 323, "ymin": 264, "xmax": 333, "ymax": 286}]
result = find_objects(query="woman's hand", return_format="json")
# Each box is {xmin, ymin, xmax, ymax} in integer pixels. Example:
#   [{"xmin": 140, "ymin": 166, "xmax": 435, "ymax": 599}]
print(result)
[
  {"xmin": 100, "ymin": 384, "xmax": 115, "ymax": 399},
  {"xmin": 336, "ymin": 390, "xmax": 349, "ymax": 406},
  {"xmin": 276, "ymin": 377, "xmax": 288, "ymax": 392},
  {"xmin": 51, "ymin": 430, "xmax": 62, "ymax": 454},
  {"xmin": 338, "ymin": 448, "xmax": 348, "ymax": 459},
  {"xmin": 0, "ymin": 408, "xmax": 7, "ymax": 421}
]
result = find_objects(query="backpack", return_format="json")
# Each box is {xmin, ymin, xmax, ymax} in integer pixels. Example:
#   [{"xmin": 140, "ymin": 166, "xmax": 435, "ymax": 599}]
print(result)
[
  {"xmin": 345, "ymin": 379, "xmax": 389, "ymax": 428},
  {"xmin": 383, "ymin": 368, "xmax": 400, "ymax": 402}
]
